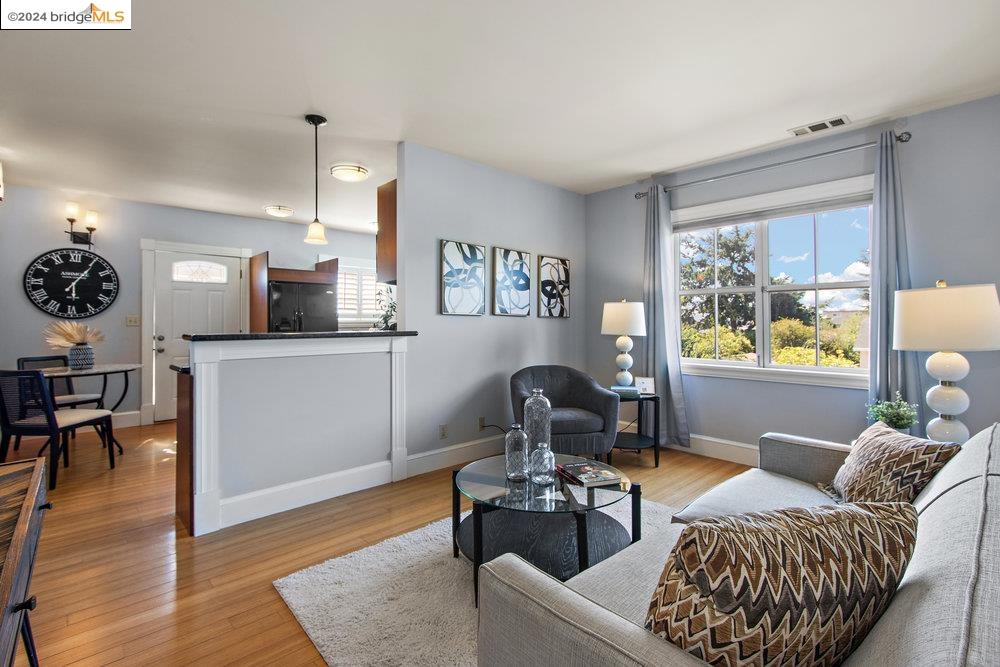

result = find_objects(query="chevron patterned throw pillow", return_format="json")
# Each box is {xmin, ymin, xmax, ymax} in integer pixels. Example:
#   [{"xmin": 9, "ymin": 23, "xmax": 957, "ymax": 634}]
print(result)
[
  {"xmin": 825, "ymin": 421, "xmax": 962, "ymax": 503},
  {"xmin": 646, "ymin": 503, "xmax": 917, "ymax": 667}
]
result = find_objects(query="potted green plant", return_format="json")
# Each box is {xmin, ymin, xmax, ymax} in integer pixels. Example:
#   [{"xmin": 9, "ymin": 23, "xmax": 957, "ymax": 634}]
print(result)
[
  {"xmin": 373, "ymin": 287, "xmax": 397, "ymax": 331},
  {"xmin": 866, "ymin": 392, "xmax": 919, "ymax": 433}
]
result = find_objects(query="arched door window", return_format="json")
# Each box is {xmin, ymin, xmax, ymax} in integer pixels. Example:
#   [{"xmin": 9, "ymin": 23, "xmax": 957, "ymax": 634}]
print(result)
[{"xmin": 171, "ymin": 260, "xmax": 228, "ymax": 283}]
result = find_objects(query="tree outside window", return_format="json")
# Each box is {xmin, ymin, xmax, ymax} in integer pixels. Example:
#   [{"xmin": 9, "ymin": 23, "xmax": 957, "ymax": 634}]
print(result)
[{"xmin": 678, "ymin": 203, "xmax": 871, "ymax": 372}]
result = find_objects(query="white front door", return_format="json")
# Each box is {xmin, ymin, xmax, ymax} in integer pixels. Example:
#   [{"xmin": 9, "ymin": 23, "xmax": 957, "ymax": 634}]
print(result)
[{"xmin": 153, "ymin": 251, "xmax": 242, "ymax": 421}]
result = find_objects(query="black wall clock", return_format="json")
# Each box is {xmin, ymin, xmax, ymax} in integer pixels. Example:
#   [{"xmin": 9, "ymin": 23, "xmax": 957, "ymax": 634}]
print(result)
[{"xmin": 23, "ymin": 248, "xmax": 119, "ymax": 319}]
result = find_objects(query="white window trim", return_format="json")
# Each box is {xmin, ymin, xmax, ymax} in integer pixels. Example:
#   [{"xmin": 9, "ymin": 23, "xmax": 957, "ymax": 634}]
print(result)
[
  {"xmin": 673, "ymin": 176, "xmax": 873, "ymax": 390},
  {"xmin": 671, "ymin": 175, "xmax": 874, "ymax": 227},
  {"xmin": 680, "ymin": 360, "xmax": 868, "ymax": 389}
]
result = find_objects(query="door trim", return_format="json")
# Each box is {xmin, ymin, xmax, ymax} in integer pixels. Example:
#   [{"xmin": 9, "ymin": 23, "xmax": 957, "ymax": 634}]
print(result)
[{"xmin": 140, "ymin": 239, "xmax": 252, "ymax": 425}]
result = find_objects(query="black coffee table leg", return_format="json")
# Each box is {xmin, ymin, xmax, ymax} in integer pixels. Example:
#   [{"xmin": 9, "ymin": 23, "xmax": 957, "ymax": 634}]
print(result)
[
  {"xmin": 451, "ymin": 469, "xmax": 460, "ymax": 558},
  {"xmin": 630, "ymin": 483, "xmax": 642, "ymax": 543},
  {"xmin": 473, "ymin": 501, "xmax": 483, "ymax": 606},
  {"xmin": 575, "ymin": 511, "xmax": 590, "ymax": 573}
]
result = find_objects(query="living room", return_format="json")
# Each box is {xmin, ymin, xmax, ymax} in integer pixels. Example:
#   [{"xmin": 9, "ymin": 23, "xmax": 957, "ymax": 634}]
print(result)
[{"xmin": 0, "ymin": 2, "xmax": 998, "ymax": 665}]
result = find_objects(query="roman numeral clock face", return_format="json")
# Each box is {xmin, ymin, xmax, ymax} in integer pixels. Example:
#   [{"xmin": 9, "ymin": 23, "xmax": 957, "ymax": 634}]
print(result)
[{"xmin": 23, "ymin": 248, "xmax": 119, "ymax": 319}]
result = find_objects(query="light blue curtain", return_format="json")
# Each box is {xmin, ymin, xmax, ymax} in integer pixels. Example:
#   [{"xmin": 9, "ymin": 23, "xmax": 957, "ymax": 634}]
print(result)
[
  {"xmin": 869, "ymin": 131, "xmax": 925, "ymax": 433},
  {"xmin": 642, "ymin": 184, "xmax": 690, "ymax": 446}
]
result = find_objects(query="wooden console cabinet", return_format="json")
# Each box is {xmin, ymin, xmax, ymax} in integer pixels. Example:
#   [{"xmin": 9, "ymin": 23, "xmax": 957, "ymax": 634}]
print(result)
[{"xmin": 0, "ymin": 459, "xmax": 47, "ymax": 666}]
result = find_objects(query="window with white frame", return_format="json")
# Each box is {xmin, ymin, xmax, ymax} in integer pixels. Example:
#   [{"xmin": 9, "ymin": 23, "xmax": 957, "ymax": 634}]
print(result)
[
  {"xmin": 676, "ymin": 197, "xmax": 872, "ymax": 379},
  {"xmin": 337, "ymin": 266, "xmax": 380, "ymax": 324}
]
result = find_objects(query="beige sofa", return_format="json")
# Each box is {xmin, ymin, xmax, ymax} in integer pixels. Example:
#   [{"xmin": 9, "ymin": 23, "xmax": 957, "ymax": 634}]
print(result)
[{"xmin": 478, "ymin": 424, "xmax": 999, "ymax": 666}]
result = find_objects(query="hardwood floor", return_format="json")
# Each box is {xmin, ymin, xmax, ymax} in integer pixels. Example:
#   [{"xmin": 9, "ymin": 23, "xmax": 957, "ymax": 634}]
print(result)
[{"xmin": 9, "ymin": 423, "xmax": 747, "ymax": 665}]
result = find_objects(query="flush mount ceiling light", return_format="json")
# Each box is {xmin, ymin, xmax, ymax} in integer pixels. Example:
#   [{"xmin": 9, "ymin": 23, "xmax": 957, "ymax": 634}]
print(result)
[
  {"xmin": 264, "ymin": 205, "xmax": 294, "ymax": 218},
  {"xmin": 330, "ymin": 163, "xmax": 369, "ymax": 182},
  {"xmin": 303, "ymin": 114, "xmax": 329, "ymax": 245}
]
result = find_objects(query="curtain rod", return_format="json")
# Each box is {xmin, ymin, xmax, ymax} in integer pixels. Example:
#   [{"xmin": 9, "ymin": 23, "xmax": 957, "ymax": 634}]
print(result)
[{"xmin": 634, "ymin": 131, "xmax": 912, "ymax": 199}]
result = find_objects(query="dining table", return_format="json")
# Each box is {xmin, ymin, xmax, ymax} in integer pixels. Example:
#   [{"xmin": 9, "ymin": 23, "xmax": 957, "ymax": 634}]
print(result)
[{"xmin": 40, "ymin": 363, "xmax": 141, "ymax": 454}]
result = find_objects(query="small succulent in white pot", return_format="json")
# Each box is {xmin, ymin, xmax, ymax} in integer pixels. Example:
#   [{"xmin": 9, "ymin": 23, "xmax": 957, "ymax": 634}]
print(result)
[
  {"xmin": 866, "ymin": 392, "xmax": 919, "ymax": 433},
  {"xmin": 44, "ymin": 321, "xmax": 105, "ymax": 370}
]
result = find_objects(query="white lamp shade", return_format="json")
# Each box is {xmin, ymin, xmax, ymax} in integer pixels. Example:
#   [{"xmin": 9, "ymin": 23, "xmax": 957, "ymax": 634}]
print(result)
[
  {"xmin": 303, "ymin": 220, "xmax": 329, "ymax": 245},
  {"xmin": 893, "ymin": 283, "xmax": 1000, "ymax": 351},
  {"xmin": 601, "ymin": 301, "xmax": 646, "ymax": 336}
]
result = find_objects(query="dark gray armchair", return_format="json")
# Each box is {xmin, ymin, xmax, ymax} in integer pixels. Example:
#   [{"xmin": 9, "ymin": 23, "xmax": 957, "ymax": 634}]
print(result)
[{"xmin": 510, "ymin": 365, "xmax": 620, "ymax": 456}]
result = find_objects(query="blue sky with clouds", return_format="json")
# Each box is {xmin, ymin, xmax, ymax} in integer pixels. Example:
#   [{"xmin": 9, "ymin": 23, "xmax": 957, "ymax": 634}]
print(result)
[{"xmin": 768, "ymin": 205, "xmax": 870, "ymax": 285}]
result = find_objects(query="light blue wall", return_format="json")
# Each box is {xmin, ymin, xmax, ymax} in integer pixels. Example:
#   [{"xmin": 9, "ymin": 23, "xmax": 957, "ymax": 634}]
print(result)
[
  {"xmin": 585, "ymin": 94, "xmax": 1000, "ymax": 445},
  {"xmin": 0, "ymin": 184, "xmax": 375, "ymax": 412},
  {"xmin": 397, "ymin": 142, "xmax": 587, "ymax": 455}
]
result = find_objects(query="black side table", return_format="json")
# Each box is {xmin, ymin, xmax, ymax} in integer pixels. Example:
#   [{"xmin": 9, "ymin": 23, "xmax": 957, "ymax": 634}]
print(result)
[{"xmin": 608, "ymin": 394, "xmax": 660, "ymax": 467}]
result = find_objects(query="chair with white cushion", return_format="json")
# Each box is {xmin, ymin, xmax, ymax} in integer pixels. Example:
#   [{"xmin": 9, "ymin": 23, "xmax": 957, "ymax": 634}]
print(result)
[
  {"xmin": 16, "ymin": 355, "xmax": 102, "ymax": 453},
  {"xmin": 0, "ymin": 370, "xmax": 115, "ymax": 489}
]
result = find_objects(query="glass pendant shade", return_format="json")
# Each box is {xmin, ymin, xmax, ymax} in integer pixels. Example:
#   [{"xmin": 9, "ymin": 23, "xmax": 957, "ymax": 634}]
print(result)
[{"xmin": 304, "ymin": 219, "xmax": 328, "ymax": 245}]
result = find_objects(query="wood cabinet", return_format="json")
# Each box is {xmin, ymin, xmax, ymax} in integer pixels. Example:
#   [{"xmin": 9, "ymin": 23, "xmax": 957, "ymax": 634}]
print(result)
[
  {"xmin": 376, "ymin": 179, "xmax": 397, "ymax": 284},
  {"xmin": 175, "ymin": 370, "xmax": 194, "ymax": 536}
]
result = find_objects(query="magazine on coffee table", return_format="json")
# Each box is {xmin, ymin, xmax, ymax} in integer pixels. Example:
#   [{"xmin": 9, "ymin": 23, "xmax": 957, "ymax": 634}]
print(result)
[{"xmin": 556, "ymin": 461, "xmax": 622, "ymax": 488}]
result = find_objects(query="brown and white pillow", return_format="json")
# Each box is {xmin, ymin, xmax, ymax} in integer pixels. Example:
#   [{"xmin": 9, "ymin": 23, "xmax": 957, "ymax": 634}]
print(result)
[
  {"xmin": 823, "ymin": 421, "xmax": 961, "ymax": 503},
  {"xmin": 646, "ymin": 503, "xmax": 917, "ymax": 666}
]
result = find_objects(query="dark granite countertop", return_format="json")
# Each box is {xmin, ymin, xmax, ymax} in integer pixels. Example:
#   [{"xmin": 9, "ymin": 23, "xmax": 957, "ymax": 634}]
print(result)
[
  {"xmin": 182, "ymin": 330, "xmax": 417, "ymax": 342},
  {"xmin": 169, "ymin": 364, "xmax": 190, "ymax": 374}
]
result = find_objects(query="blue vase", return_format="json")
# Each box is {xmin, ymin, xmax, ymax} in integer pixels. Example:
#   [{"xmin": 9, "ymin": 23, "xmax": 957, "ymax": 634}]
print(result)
[{"xmin": 69, "ymin": 343, "xmax": 94, "ymax": 370}]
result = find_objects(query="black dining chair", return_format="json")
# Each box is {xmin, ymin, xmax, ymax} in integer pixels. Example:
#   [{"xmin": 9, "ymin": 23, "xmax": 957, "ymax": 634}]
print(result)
[
  {"xmin": 0, "ymin": 370, "xmax": 116, "ymax": 490},
  {"xmin": 16, "ymin": 355, "xmax": 102, "ymax": 452}
]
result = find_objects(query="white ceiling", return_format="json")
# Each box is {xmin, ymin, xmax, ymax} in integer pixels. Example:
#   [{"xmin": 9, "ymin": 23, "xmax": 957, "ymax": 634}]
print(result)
[{"xmin": 2, "ymin": 1, "xmax": 999, "ymax": 233}]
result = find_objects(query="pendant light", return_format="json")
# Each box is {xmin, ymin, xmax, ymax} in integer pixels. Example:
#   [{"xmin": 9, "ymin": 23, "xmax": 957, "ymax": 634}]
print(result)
[{"xmin": 303, "ymin": 113, "xmax": 329, "ymax": 245}]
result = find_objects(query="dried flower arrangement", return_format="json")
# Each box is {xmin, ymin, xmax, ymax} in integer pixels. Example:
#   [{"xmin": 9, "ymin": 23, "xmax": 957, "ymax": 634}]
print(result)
[{"xmin": 44, "ymin": 321, "xmax": 105, "ymax": 348}]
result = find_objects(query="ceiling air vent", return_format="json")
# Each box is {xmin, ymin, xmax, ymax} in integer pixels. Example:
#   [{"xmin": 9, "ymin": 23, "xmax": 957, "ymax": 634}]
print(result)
[{"xmin": 789, "ymin": 115, "xmax": 850, "ymax": 137}]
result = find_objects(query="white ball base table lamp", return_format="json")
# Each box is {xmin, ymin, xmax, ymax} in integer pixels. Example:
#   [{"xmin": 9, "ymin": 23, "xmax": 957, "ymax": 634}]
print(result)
[
  {"xmin": 601, "ymin": 300, "xmax": 646, "ymax": 386},
  {"xmin": 893, "ymin": 281, "xmax": 1000, "ymax": 442}
]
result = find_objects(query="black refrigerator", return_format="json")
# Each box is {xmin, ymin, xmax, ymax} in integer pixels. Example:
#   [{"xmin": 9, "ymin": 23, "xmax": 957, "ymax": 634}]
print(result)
[{"xmin": 268, "ymin": 281, "xmax": 339, "ymax": 332}]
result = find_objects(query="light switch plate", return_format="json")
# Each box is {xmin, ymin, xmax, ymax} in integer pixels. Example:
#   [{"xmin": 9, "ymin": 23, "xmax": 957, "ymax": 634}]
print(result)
[{"xmin": 125, "ymin": 315, "xmax": 141, "ymax": 327}]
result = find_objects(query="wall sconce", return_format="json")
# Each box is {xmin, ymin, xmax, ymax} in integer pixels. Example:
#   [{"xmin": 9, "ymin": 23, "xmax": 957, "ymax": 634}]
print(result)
[{"xmin": 64, "ymin": 202, "xmax": 98, "ymax": 247}]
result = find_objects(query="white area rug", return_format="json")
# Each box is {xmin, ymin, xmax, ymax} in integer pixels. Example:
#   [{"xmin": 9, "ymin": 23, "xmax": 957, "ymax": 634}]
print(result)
[{"xmin": 274, "ymin": 499, "xmax": 676, "ymax": 666}]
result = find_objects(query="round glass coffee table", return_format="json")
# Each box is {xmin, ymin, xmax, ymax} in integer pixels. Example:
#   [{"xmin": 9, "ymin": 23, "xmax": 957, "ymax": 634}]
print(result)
[{"xmin": 451, "ymin": 454, "xmax": 641, "ymax": 604}]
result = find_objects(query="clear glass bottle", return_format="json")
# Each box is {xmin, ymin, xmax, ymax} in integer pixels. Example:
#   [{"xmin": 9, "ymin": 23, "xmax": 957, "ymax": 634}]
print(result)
[
  {"xmin": 504, "ymin": 423, "xmax": 529, "ymax": 481},
  {"xmin": 530, "ymin": 442, "xmax": 556, "ymax": 485},
  {"xmin": 524, "ymin": 388, "xmax": 551, "ymax": 454}
]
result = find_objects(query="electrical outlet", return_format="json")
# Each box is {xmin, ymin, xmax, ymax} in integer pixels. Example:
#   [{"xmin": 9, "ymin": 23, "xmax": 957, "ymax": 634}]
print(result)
[
  {"xmin": 125, "ymin": 315, "xmax": 141, "ymax": 327},
  {"xmin": 439, "ymin": 424, "xmax": 448, "ymax": 439},
  {"xmin": 478, "ymin": 416, "xmax": 486, "ymax": 431}
]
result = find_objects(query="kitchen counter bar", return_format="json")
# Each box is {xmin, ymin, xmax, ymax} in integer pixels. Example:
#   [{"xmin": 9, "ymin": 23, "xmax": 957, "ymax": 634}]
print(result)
[
  {"xmin": 175, "ymin": 331, "xmax": 413, "ymax": 536},
  {"xmin": 183, "ymin": 330, "xmax": 417, "ymax": 342}
]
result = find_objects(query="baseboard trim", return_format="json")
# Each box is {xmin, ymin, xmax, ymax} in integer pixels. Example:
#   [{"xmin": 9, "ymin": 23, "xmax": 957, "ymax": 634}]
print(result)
[
  {"xmin": 617, "ymin": 420, "xmax": 757, "ymax": 466},
  {"xmin": 112, "ymin": 410, "xmax": 140, "ymax": 429},
  {"xmin": 406, "ymin": 434, "xmax": 505, "ymax": 477},
  {"xmin": 669, "ymin": 434, "xmax": 758, "ymax": 466},
  {"xmin": 217, "ymin": 460, "xmax": 393, "ymax": 531},
  {"xmin": 211, "ymin": 433, "xmax": 505, "ymax": 534}
]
